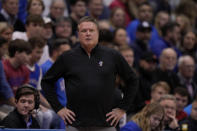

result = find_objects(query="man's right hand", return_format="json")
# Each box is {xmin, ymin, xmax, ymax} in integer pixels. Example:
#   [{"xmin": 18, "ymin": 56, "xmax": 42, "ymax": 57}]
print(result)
[{"xmin": 57, "ymin": 107, "xmax": 76, "ymax": 124}]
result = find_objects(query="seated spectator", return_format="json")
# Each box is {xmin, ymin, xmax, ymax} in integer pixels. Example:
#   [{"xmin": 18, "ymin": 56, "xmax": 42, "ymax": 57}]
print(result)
[
  {"xmin": 131, "ymin": 21, "xmax": 152, "ymax": 67},
  {"xmin": 113, "ymin": 28, "xmax": 129, "ymax": 48},
  {"xmin": 154, "ymin": 48, "xmax": 180, "ymax": 93},
  {"xmin": 148, "ymin": 81, "xmax": 170, "ymax": 104},
  {"xmin": 126, "ymin": 2, "xmax": 159, "ymax": 46},
  {"xmin": 87, "ymin": 0, "xmax": 110, "ymax": 20},
  {"xmin": 159, "ymin": 94, "xmax": 180, "ymax": 130},
  {"xmin": 0, "ymin": 22, "xmax": 13, "ymax": 43},
  {"xmin": 48, "ymin": 0, "xmax": 68, "ymax": 22},
  {"xmin": 41, "ymin": 38, "xmax": 71, "ymax": 129},
  {"xmin": 69, "ymin": 0, "xmax": 87, "ymax": 36},
  {"xmin": 179, "ymin": 97, "xmax": 197, "ymax": 131},
  {"xmin": 178, "ymin": 31, "xmax": 197, "ymax": 63},
  {"xmin": 109, "ymin": 0, "xmax": 132, "ymax": 26},
  {"xmin": 120, "ymin": 102, "xmax": 165, "ymax": 131},
  {"xmin": 0, "ymin": 84, "xmax": 40, "ymax": 128},
  {"xmin": 173, "ymin": 87, "xmax": 189, "ymax": 122},
  {"xmin": 12, "ymin": 14, "xmax": 44, "ymax": 41},
  {"xmin": 177, "ymin": 55, "xmax": 197, "ymax": 102},
  {"xmin": 0, "ymin": 0, "xmax": 25, "ymax": 31},
  {"xmin": 154, "ymin": 11, "xmax": 170, "ymax": 36},
  {"xmin": 119, "ymin": 46, "xmax": 134, "ymax": 67},
  {"xmin": 109, "ymin": 7, "xmax": 126, "ymax": 30},
  {"xmin": 150, "ymin": 22, "xmax": 181, "ymax": 57},
  {"xmin": 3, "ymin": 39, "xmax": 31, "ymax": 95},
  {"xmin": 0, "ymin": 37, "xmax": 15, "ymax": 120}
]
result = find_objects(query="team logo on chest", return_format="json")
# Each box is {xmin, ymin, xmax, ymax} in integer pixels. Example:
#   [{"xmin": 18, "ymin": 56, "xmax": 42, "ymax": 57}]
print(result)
[{"xmin": 98, "ymin": 61, "xmax": 103, "ymax": 67}]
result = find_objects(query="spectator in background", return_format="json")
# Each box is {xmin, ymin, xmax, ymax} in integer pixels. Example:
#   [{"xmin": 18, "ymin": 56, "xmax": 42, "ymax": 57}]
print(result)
[
  {"xmin": 131, "ymin": 21, "xmax": 152, "ymax": 67},
  {"xmin": 0, "ymin": 22, "xmax": 13, "ymax": 43},
  {"xmin": 87, "ymin": 0, "xmax": 110, "ymax": 20},
  {"xmin": 173, "ymin": 87, "xmax": 189, "ymax": 122},
  {"xmin": 3, "ymin": 39, "xmax": 31, "ymax": 95},
  {"xmin": 148, "ymin": 81, "xmax": 170, "ymax": 104},
  {"xmin": 175, "ymin": 14, "xmax": 192, "ymax": 36},
  {"xmin": 119, "ymin": 46, "xmax": 134, "ymax": 68},
  {"xmin": 151, "ymin": 22, "xmax": 182, "ymax": 57},
  {"xmin": 41, "ymin": 38, "xmax": 71, "ymax": 129},
  {"xmin": 120, "ymin": 102, "xmax": 165, "ymax": 131},
  {"xmin": 49, "ymin": 0, "xmax": 67, "ymax": 22},
  {"xmin": 126, "ymin": 2, "xmax": 159, "ymax": 46},
  {"xmin": 109, "ymin": 7, "xmax": 126, "ymax": 30},
  {"xmin": 53, "ymin": 17, "xmax": 76, "ymax": 48},
  {"xmin": 177, "ymin": 55, "xmax": 197, "ymax": 103},
  {"xmin": 70, "ymin": 0, "xmax": 87, "ymax": 36},
  {"xmin": 12, "ymin": 14, "xmax": 44, "ymax": 41},
  {"xmin": 27, "ymin": 37, "xmax": 60, "ymax": 129},
  {"xmin": 0, "ymin": 0, "xmax": 25, "ymax": 31},
  {"xmin": 179, "ymin": 31, "xmax": 197, "ymax": 62},
  {"xmin": 0, "ymin": 37, "xmax": 15, "ymax": 120},
  {"xmin": 27, "ymin": 0, "xmax": 45, "ymax": 16},
  {"xmin": 154, "ymin": 48, "xmax": 180, "ymax": 93},
  {"xmin": 137, "ymin": 51, "xmax": 158, "ymax": 103},
  {"xmin": 154, "ymin": 11, "xmax": 170, "ymax": 36},
  {"xmin": 159, "ymin": 95, "xmax": 180, "ymax": 130},
  {"xmin": 113, "ymin": 28, "xmax": 129, "ymax": 48},
  {"xmin": 109, "ymin": 0, "xmax": 131, "ymax": 26},
  {"xmin": 0, "ymin": 85, "xmax": 40, "ymax": 128},
  {"xmin": 179, "ymin": 97, "xmax": 197, "ymax": 131}
]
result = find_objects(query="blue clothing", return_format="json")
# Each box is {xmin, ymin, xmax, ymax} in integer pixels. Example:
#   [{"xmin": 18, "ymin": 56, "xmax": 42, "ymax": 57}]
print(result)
[
  {"xmin": 41, "ymin": 59, "xmax": 67, "ymax": 107},
  {"xmin": 150, "ymin": 37, "xmax": 182, "ymax": 58},
  {"xmin": 184, "ymin": 104, "xmax": 192, "ymax": 115},
  {"xmin": 0, "ymin": 60, "xmax": 13, "ymax": 99},
  {"xmin": 120, "ymin": 121, "xmax": 142, "ymax": 131},
  {"xmin": 126, "ymin": 19, "xmax": 159, "ymax": 47},
  {"xmin": 28, "ymin": 64, "xmax": 41, "ymax": 89},
  {"xmin": 17, "ymin": 0, "xmax": 28, "ymax": 24}
]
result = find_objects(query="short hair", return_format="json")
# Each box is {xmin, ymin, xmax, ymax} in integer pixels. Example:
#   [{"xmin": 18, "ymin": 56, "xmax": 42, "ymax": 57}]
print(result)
[
  {"xmin": 161, "ymin": 22, "xmax": 180, "ymax": 37},
  {"xmin": 174, "ymin": 87, "xmax": 190, "ymax": 98},
  {"xmin": 15, "ymin": 84, "xmax": 40, "ymax": 109},
  {"xmin": 119, "ymin": 45, "xmax": 133, "ymax": 53},
  {"xmin": 151, "ymin": 81, "xmax": 170, "ymax": 93},
  {"xmin": 55, "ymin": 17, "xmax": 72, "ymax": 27},
  {"xmin": 26, "ymin": 14, "xmax": 44, "ymax": 26},
  {"xmin": 28, "ymin": 37, "xmax": 46, "ymax": 49},
  {"xmin": 50, "ymin": 0, "xmax": 66, "ymax": 8},
  {"xmin": 177, "ymin": 55, "xmax": 194, "ymax": 67},
  {"xmin": 0, "ymin": 37, "xmax": 8, "ymax": 47},
  {"xmin": 70, "ymin": 0, "xmax": 86, "ymax": 6},
  {"xmin": 8, "ymin": 39, "xmax": 32, "ymax": 57},
  {"xmin": 77, "ymin": 16, "xmax": 99, "ymax": 31},
  {"xmin": 159, "ymin": 94, "xmax": 176, "ymax": 103},
  {"xmin": 49, "ymin": 38, "xmax": 70, "ymax": 56},
  {"xmin": 27, "ymin": 0, "xmax": 45, "ymax": 13},
  {"xmin": 0, "ymin": 22, "xmax": 13, "ymax": 34}
]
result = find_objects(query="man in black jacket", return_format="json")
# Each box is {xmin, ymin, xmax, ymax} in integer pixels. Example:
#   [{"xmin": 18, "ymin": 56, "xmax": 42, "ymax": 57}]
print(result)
[
  {"xmin": 41, "ymin": 16, "xmax": 138, "ymax": 131},
  {"xmin": 0, "ymin": 85, "xmax": 40, "ymax": 128}
]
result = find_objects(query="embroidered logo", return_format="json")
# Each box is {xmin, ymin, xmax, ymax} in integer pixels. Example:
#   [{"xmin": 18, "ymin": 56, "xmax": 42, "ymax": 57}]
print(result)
[{"xmin": 99, "ymin": 61, "xmax": 103, "ymax": 67}]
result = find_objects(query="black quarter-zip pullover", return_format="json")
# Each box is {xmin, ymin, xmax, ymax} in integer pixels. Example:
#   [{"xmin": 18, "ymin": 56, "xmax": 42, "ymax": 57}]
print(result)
[{"xmin": 41, "ymin": 44, "xmax": 138, "ymax": 127}]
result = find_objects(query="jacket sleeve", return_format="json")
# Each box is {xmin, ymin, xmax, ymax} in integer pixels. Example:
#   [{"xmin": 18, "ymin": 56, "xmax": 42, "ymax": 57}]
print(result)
[
  {"xmin": 41, "ymin": 54, "xmax": 66, "ymax": 113},
  {"xmin": 115, "ymin": 51, "xmax": 139, "ymax": 111}
]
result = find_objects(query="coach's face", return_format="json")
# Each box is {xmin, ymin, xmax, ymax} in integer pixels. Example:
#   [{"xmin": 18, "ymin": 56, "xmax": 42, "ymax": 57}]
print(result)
[{"xmin": 78, "ymin": 21, "xmax": 99, "ymax": 50}]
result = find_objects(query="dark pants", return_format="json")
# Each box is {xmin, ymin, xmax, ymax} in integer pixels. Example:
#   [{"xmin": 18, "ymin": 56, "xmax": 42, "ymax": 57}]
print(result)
[{"xmin": 66, "ymin": 126, "xmax": 117, "ymax": 131}]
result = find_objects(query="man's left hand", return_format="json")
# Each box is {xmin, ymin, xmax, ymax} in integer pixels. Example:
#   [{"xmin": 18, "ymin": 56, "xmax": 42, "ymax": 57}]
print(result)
[{"xmin": 106, "ymin": 108, "xmax": 125, "ymax": 126}]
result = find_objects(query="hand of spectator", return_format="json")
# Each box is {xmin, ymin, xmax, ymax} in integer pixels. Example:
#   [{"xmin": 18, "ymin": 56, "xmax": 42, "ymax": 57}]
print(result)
[
  {"xmin": 106, "ymin": 108, "xmax": 125, "ymax": 126},
  {"xmin": 57, "ymin": 107, "xmax": 76, "ymax": 124},
  {"xmin": 168, "ymin": 113, "xmax": 179, "ymax": 129}
]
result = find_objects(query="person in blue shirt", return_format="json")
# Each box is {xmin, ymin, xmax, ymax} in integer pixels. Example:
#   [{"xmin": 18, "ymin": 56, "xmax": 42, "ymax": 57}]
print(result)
[{"xmin": 121, "ymin": 102, "xmax": 165, "ymax": 131}]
